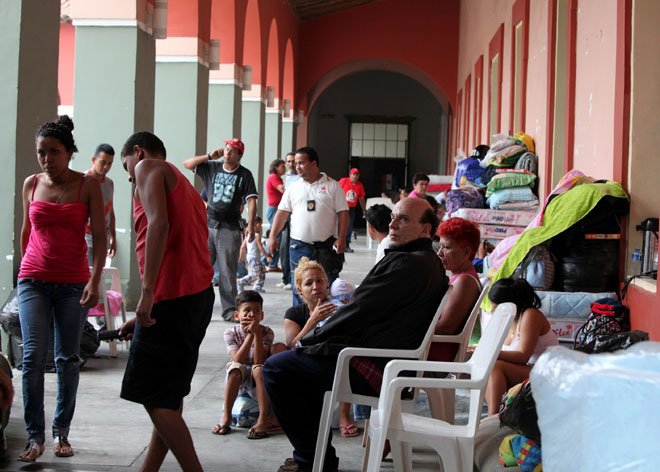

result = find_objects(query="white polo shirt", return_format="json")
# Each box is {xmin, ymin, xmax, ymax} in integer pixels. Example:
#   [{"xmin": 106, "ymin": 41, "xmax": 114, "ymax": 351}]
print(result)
[{"xmin": 278, "ymin": 173, "xmax": 348, "ymax": 243}]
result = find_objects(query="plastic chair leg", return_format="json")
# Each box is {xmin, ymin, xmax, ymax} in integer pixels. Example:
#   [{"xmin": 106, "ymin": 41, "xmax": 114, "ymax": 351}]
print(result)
[{"xmin": 312, "ymin": 391, "xmax": 333, "ymax": 472}]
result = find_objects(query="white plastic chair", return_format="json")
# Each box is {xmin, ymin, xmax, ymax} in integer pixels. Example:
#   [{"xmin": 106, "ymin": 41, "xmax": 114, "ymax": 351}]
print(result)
[
  {"xmin": 424, "ymin": 280, "xmax": 491, "ymax": 422},
  {"xmin": 365, "ymin": 197, "xmax": 394, "ymax": 249},
  {"xmin": 364, "ymin": 302, "xmax": 516, "ymax": 472},
  {"xmin": 311, "ymin": 297, "xmax": 446, "ymax": 472},
  {"xmin": 88, "ymin": 266, "xmax": 127, "ymax": 357}
]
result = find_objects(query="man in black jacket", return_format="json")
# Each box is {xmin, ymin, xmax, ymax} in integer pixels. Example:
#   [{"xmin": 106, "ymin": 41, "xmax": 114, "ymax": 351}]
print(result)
[{"xmin": 263, "ymin": 197, "xmax": 448, "ymax": 472}]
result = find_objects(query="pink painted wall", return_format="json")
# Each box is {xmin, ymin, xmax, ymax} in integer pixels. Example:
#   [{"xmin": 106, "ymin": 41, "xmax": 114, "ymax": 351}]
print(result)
[
  {"xmin": 524, "ymin": 0, "xmax": 550, "ymax": 192},
  {"xmin": 58, "ymin": 22, "xmax": 76, "ymax": 107},
  {"xmin": 571, "ymin": 0, "xmax": 617, "ymax": 180},
  {"xmin": 457, "ymin": 0, "xmax": 515, "ymax": 146}
]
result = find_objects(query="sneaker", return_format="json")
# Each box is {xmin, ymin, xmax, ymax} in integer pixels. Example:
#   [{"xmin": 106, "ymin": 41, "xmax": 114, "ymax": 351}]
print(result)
[
  {"xmin": 345, "ymin": 247, "xmax": 354, "ymax": 253},
  {"xmin": 275, "ymin": 282, "xmax": 286, "ymax": 288},
  {"xmin": 254, "ymin": 287, "xmax": 266, "ymax": 293},
  {"xmin": 282, "ymin": 283, "xmax": 292, "ymax": 290}
]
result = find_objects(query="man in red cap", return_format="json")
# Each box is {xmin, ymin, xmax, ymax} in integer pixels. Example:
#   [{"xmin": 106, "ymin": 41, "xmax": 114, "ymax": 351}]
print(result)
[
  {"xmin": 338, "ymin": 168, "xmax": 366, "ymax": 252},
  {"xmin": 184, "ymin": 138, "xmax": 258, "ymax": 320}
]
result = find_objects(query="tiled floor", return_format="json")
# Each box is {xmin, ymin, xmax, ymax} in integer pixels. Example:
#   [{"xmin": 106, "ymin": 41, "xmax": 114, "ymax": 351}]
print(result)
[{"xmin": 1, "ymin": 238, "xmax": 446, "ymax": 471}]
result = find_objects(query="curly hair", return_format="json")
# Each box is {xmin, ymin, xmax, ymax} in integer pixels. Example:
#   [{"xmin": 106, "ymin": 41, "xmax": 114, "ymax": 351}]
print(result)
[
  {"xmin": 36, "ymin": 115, "xmax": 78, "ymax": 153},
  {"xmin": 437, "ymin": 217, "xmax": 481, "ymax": 259},
  {"xmin": 294, "ymin": 257, "xmax": 328, "ymax": 294}
]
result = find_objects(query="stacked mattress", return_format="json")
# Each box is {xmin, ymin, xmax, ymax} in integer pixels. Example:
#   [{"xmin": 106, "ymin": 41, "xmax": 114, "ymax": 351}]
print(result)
[
  {"xmin": 453, "ymin": 208, "xmax": 536, "ymax": 240},
  {"xmin": 538, "ymin": 290, "xmax": 617, "ymax": 342},
  {"xmin": 481, "ymin": 290, "xmax": 617, "ymax": 343}
]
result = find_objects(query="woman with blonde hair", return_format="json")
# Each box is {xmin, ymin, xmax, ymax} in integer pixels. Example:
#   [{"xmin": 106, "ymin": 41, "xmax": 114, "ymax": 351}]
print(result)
[{"xmin": 273, "ymin": 257, "xmax": 359, "ymax": 437}]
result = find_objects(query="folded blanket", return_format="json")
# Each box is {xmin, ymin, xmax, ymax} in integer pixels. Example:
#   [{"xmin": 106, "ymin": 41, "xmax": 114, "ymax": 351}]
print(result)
[{"xmin": 487, "ymin": 186, "xmax": 538, "ymax": 209}]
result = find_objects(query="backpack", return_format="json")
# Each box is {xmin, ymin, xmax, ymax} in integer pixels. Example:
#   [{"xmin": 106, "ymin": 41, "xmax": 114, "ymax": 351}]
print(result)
[
  {"xmin": 573, "ymin": 298, "xmax": 630, "ymax": 352},
  {"xmin": 512, "ymin": 244, "xmax": 555, "ymax": 290},
  {"xmin": 454, "ymin": 157, "xmax": 485, "ymax": 188}
]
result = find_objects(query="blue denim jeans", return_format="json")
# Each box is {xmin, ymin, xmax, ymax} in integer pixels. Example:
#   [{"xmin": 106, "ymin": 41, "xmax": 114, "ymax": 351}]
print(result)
[
  {"xmin": 265, "ymin": 205, "xmax": 281, "ymax": 268},
  {"xmin": 17, "ymin": 278, "xmax": 87, "ymax": 443},
  {"xmin": 346, "ymin": 206, "xmax": 357, "ymax": 246}
]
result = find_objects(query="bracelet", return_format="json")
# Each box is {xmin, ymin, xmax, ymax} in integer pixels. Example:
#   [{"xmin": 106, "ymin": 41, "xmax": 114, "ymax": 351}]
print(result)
[{"xmin": 207, "ymin": 152, "xmax": 212, "ymax": 161}]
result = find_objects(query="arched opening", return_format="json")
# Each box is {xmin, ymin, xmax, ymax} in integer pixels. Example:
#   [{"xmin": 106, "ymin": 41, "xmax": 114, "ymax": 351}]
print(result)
[
  {"xmin": 282, "ymin": 38, "xmax": 295, "ymax": 113},
  {"xmin": 242, "ymin": 0, "xmax": 262, "ymax": 91},
  {"xmin": 265, "ymin": 18, "xmax": 279, "ymax": 106},
  {"xmin": 307, "ymin": 69, "xmax": 448, "ymax": 204}
]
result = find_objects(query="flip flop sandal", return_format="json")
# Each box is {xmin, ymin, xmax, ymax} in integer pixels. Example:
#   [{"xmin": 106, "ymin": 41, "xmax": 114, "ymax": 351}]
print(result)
[
  {"xmin": 18, "ymin": 441, "xmax": 45, "ymax": 462},
  {"xmin": 339, "ymin": 423, "xmax": 359, "ymax": 437},
  {"xmin": 211, "ymin": 423, "xmax": 232, "ymax": 435},
  {"xmin": 54, "ymin": 437, "xmax": 74, "ymax": 457},
  {"xmin": 247, "ymin": 428, "xmax": 269, "ymax": 440}
]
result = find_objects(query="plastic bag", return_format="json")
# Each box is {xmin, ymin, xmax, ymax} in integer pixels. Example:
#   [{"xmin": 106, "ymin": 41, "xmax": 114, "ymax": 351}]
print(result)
[
  {"xmin": 530, "ymin": 343, "xmax": 660, "ymax": 472},
  {"xmin": 512, "ymin": 244, "xmax": 555, "ymax": 290},
  {"xmin": 589, "ymin": 330, "xmax": 649, "ymax": 353}
]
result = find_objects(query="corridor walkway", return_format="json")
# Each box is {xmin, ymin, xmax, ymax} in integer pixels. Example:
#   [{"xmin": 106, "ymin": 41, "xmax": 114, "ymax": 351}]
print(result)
[{"xmin": 2, "ymin": 238, "xmax": 444, "ymax": 471}]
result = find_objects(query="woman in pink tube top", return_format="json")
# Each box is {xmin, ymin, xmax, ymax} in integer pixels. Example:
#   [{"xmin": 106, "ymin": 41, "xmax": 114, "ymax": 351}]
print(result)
[
  {"xmin": 16, "ymin": 115, "xmax": 106, "ymax": 462},
  {"xmin": 429, "ymin": 217, "xmax": 483, "ymax": 362}
]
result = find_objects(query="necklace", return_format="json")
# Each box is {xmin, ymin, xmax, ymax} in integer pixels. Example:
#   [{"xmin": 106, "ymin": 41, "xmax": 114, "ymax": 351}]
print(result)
[{"xmin": 54, "ymin": 182, "xmax": 69, "ymax": 203}]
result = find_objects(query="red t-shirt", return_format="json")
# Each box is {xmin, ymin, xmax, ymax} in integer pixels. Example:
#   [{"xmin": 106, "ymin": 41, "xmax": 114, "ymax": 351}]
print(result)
[
  {"xmin": 134, "ymin": 162, "xmax": 213, "ymax": 303},
  {"xmin": 338, "ymin": 178, "xmax": 365, "ymax": 209},
  {"xmin": 266, "ymin": 173, "xmax": 284, "ymax": 207}
]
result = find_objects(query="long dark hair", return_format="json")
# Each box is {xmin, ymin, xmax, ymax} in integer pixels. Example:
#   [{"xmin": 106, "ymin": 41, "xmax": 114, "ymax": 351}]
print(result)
[{"xmin": 488, "ymin": 278, "xmax": 541, "ymax": 322}]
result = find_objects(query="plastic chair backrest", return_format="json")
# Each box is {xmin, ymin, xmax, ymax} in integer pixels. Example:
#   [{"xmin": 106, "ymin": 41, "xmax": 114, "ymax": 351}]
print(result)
[
  {"xmin": 468, "ymin": 302, "xmax": 516, "ymax": 381},
  {"xmin": 432, "ymin": 279, "xmax": 491, "ymax": 363}
]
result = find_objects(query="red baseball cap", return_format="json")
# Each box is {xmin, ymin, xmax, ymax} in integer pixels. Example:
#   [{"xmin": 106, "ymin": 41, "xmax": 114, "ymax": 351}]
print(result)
[
  {"xmin": 224, "ymin": 138, "xmax": 245, "ymax": 154},
  {"xmin": 350, "ymin": 168, "xmax": 360, "ymax": 175}
]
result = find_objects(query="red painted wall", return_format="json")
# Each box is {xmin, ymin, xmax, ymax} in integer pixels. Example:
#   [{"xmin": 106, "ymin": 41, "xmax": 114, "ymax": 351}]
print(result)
[
  {"xmin": 627, "ymin": 283, "xmax": 660, "ymax": 341},
  {"xmin": 168, "ymin": 0, "xmax": 211, "ymax": 41},
  {"xmin": 58, "ymin": 22, "xmax": 75, "ymax": 107},
  {"xmin": 296, "ymin": 0, "xmax": 460, "ymax": 111}
]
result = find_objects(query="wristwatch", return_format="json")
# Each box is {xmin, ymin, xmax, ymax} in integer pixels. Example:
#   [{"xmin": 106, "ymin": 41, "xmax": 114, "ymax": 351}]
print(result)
[{"xmin": 207, "ymin": 152, "xmax": 212, "ymax": 161}]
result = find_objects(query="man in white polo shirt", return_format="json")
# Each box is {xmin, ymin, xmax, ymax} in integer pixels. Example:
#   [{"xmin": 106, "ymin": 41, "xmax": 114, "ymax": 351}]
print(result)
[{"xmin": 268, "ymin": 146, "xmax": 349, "ymax": 305}]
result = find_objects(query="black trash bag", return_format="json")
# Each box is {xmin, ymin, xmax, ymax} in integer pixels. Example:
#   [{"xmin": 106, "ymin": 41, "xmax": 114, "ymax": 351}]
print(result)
[
  {"xmin": 80, "ymin": 321, "xmax": 100, "ymax": 362},
  {"xmin": 589, "ymin": 330, "xmax": 649, "ymax": 354},
  {"xmin": 574, "ymin": 298, "xmax": 630, "ymax": 352},
  {"xmin": 498, "ymin": 379, "xmax": 541, "ymax": 444},
  {"xmin": 550, "ymin": 195, "xmax": 629, "ymax": 292}
]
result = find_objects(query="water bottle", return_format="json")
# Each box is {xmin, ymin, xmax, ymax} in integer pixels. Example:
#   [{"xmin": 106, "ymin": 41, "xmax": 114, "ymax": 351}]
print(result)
[{"xmin": 631, "ymin": 248, "xmax": 642, "ymax": 275}]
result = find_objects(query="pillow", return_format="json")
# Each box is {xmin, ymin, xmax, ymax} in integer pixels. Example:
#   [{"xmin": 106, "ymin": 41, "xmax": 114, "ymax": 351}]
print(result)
[
  {"xmin": 487, "ymin": 187, "xmax": 538, "ymax": 210},
  {"xmin": 486, "ymin": 172, "xmax": 537, "ymax": 195}
]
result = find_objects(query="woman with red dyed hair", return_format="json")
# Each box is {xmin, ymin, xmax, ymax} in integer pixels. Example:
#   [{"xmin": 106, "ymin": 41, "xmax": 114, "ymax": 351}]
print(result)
[{"xmin": 428, "ymin": 217, "xmax": 482, "ymax": 363}]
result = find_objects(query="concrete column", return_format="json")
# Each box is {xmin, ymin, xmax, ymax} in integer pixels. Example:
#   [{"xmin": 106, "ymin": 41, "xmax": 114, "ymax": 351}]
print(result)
[
  {"xmin": 262, "ymin": 106, "xmax": 282, "ymax": 218},
  {"xmin": 208, "ymin": 64, "xmax": 242, "ymax": 146},
  {"xmin": 241, "ymin": 89, "xmax": 266, "ymax": 213},
  {"xmin": 70, "ymin": 1, "xmax": 156, "ymax": 306},
  {"xmin": 155, "ymin": 37, "xmax": 209, "ymax": 180},
  {"xmin": 280, "ymin": 117, "xmax": 297, "ymax": 157},
  {"xmin": 0, "ymin": 1, "xmax": 60, "ymax": 299}
]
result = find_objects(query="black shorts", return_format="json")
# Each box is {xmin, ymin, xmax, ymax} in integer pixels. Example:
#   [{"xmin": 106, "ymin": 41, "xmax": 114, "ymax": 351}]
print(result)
[{"xmin": 120, "ymin": 286, "xmax": 214, "ymax": 409}]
